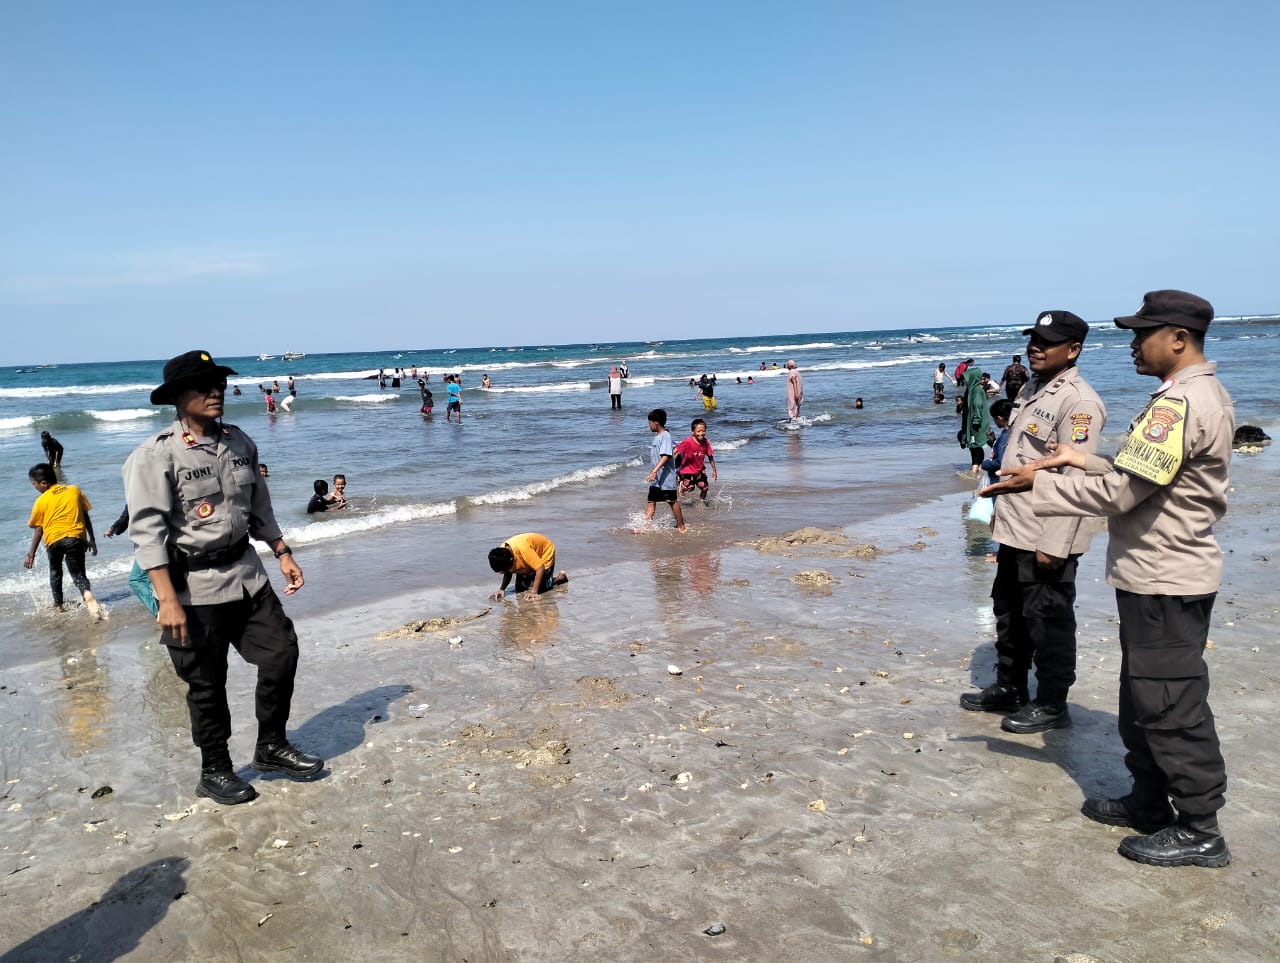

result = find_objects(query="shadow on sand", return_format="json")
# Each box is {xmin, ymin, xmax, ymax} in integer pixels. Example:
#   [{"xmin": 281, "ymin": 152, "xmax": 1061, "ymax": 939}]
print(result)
[
  {"xmin": 289, "ymin": 683, "xmax": 416, "ymax": 764},
  {"xmin": 954, "ymin": 703, "xmax": 1131, "ymax": 801},
  {"xmin": 0, "ymin": 857, "xmax": 189, "ymax": 963}
]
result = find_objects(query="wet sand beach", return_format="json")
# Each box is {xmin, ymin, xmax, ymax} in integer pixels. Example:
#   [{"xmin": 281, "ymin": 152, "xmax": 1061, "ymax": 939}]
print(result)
[{"xmin": 2, "ymin": 450, "xmax": 1279, "ymax": 962}]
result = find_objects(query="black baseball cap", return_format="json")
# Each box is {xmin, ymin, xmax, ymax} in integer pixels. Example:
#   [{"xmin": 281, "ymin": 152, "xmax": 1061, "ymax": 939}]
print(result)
[
  {"xmin": 151, "ymin": 350, "xmax": 238, "ymax": 404},
  {"xmin": 1022, "ymin": 310, "xmax": 1089, "ymax": 344},
  {"xmin": 1114, "ymin": 290, "xmax": 1214, "ymax": 333}
]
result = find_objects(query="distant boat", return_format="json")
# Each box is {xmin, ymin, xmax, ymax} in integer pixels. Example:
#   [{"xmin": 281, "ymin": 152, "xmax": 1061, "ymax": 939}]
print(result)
[
  {"xmin": 283, "ymin": 351, "xmax": 306, "ymax": 362},
  {"xmin": 258, "ymin": 353, "xmax": 275, "ymax": 361},
  {"xmin": 645, "ymin": 341, "xmax": 664, "ymax": 347}
]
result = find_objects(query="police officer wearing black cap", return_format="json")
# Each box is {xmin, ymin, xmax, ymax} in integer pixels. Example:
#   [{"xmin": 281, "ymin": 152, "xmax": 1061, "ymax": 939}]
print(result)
[
  {"xmin": 984, "ymin": 290, "xmax": 1234, "ymax": 867},
  {"xmin": 124, "ymin": 350, "xmax": 324, "ymax": 806},
  {"xmin": 961, "ymin": 310, "xmax": 1106, "ymax": 733}
]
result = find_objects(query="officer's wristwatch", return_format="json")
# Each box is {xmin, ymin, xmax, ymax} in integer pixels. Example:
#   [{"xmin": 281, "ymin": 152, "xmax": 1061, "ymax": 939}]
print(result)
[{"xmin": 274, "ymin": 545, "xmax": 293, "ymax": 558}]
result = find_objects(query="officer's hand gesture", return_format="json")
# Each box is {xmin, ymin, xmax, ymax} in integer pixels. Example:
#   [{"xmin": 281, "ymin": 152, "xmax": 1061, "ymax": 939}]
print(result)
[
  {"xmin": 157, "ymin": 597, "xmax": 189, "ymax": 645},
  {"xmin": 279, "ymin": 554, "xmax": 304, "ymax": 595}
]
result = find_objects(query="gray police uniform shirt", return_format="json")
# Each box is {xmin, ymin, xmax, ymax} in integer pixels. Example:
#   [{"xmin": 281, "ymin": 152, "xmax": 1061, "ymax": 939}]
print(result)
[
  {"xmin": 1032, "ymin": 362, "xmax": 1234, "ymax": 596},
  {"xmin": 123, "ymin": 420, "xmax": 282, "ymax": 606},
  {"xmin": 992, "ymin": 366, "xmax": 1107, "ymax": 558}
]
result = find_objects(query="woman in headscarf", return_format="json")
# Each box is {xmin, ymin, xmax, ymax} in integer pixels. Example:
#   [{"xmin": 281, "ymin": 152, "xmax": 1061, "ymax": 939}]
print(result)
[
  {"xmin": 785, "ymin": 360, "xmax": 804, "ymax": 420},
  {"xmin": 608, "ymin": 366, "xmax": 623, "ymax": 410},
  {"xmin": 959, "ymin": 365, "xmax": 992, "ymax": 475}
]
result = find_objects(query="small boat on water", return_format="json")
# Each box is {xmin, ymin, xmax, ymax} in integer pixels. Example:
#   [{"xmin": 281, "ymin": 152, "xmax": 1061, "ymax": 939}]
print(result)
[
  {"xmin": 283, "ymin": 351, "xmax": 306, "ymax": 362},
  {"xmin": 258, "ymin": 353, "xmax": 275, "ymax": 361},
  {"xmin": 645, "ymin": 341, "xmax": 664, "ymax": 347}
]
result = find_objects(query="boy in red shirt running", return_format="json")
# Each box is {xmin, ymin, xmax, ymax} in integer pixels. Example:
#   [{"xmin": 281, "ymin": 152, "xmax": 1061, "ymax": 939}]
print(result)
[{"xmin": 675, "ymin": 418, "xmax": 718, "ymax": 505}]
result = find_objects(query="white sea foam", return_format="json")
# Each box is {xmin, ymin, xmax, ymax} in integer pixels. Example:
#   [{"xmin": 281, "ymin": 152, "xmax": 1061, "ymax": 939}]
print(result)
[
  {"xmin": 87, "ymin": 408, "xmax": 157, "ymax": 422},
  {"xmin": 0, "ymin": 416, "xmax": 35, "ymax": 431},
  {"xmin": 0, "ymin": 383, "xmax": 155, "ymax": 399},
  {"xmin": 726, "ymin": 341, "xmax": 841, "ymax": 355},
  {"xmin": 296, "ymin": 360, "xmax": 540, "ymax": 381},
  {"xmin": 283, "ymin": 501, "xmax": 458, "ymax": 545},
  {"xmin": 332, "ymin": 394, "xmax": 399, "ymax": 403},
  {"xmin": 467, "ymin": 462, "xmax": 624, "ymax": 505},
  {"xmin": 778, "ymin": 413, "xmax": 833, "ymax": 431},
  {"xmin": 479, "ymin": 381, "xmax": 591, "ymax": 394},
  {"xmin": 716, "ymin": 437, "xmax": 751, "ymax": 451}
]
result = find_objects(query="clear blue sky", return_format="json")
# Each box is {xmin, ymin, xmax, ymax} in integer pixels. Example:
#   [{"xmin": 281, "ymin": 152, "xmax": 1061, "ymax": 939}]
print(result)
[{"xmin": 3, "ymin": 1, "xmax": 1277, "ymax": 364}]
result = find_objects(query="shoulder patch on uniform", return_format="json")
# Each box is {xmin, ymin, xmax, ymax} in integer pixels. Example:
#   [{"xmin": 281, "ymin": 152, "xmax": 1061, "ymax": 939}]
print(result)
[
  {"xmin": 1114, "ymin": 398, "xmax": 1187, "ymax": 485},
  {"xmin": 1069, "ymin": 413, "xmax": 1092, "ymax": 443}
]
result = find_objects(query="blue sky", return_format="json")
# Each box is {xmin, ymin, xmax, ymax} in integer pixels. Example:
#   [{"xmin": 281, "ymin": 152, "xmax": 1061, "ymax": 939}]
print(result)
[{"xmin": 2, "ymin": 1, "xmax": 1277, "ymax": 364}]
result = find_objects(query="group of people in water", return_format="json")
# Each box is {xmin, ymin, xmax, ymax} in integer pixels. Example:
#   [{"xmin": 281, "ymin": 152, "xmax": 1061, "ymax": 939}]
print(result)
[{"xmin": 941, "ymin": 354, "xmax": 1031, "ymax": 475}]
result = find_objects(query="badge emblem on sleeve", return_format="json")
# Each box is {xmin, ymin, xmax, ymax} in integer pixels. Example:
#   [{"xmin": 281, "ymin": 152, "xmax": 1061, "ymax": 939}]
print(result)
[
  {"xmin": 1070, "ymin": 413, "xmax": 1092, "ymax": 443},
  {"xmin": 196, "ymin": 501, "xmax": 214, "ymax": 519},
  {"xmin": 1115, "ymin": 397, "xmax": 1187, "ymax": 485},
  {"xmin": 1141, "ymin": 404, "xmax": 1184, "ymax": 444}
]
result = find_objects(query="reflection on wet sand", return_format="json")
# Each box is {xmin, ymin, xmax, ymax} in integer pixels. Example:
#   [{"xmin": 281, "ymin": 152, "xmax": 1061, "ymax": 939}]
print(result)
[
  {"xmin": 497, "ymin": 596, "xmax": 562, "ymax": 656},
  {"xmin": 143, "ymin": 638, "xmax": 192, "ymax": 737},
  {"xmin": 49, "ymin": 634, "xmax": 109, "ymax": 757},
  {"xmin": 684, "ymin": 550, "xmax": 722, "ymax": 599},
  {"xmin": 648, "ymin": 551, "xmax": 723, "ymax": 606}
]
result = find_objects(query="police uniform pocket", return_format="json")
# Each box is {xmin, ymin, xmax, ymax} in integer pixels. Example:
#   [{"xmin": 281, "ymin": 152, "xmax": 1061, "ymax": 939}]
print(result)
[
  {"xmin": 231, "ymin": 466, "xmax": 255, "ymax": 488},
  {"xmin": 1129, "ymin": 676, "xmax": 1208, "ymax": 730},
  {"xmin": 179, "ymin": 474, "xmax": 224, "ymax": 529}
]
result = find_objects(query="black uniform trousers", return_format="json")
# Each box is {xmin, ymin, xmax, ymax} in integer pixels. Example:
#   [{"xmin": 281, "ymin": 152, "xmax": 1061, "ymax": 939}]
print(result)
[
  {"xmin": 1115, "ymin": 589, "xmax": 1226, "ymax": 821},
  {"xmin": 991, "ymin": 545, "xmax": 1079, "ymax": 699},
  {"xmin": 163, "ymin": 585, "xmax": 299, "ymax": 753}
]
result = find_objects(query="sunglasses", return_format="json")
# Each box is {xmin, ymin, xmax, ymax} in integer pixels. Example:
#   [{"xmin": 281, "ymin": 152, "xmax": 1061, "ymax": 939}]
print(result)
[{"xmin": 186, "ymin": 377, "xmax": 228, "ymax": 394}]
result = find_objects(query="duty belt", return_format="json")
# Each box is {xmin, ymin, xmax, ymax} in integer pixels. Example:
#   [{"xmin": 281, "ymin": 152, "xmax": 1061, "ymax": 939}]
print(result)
[{"xmin": 175, "ymin": 535, "xmax": 251, "ymax": 571}]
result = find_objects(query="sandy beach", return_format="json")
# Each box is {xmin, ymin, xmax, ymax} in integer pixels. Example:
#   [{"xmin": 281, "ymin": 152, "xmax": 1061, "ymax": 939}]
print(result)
[{"xmin": 2, "ymin": 446, "xmax": 1279, "ymax": 962}]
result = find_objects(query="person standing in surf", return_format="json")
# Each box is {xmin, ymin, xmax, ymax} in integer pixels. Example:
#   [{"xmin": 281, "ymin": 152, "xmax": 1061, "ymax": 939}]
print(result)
[
  {"xmin": 785, "ymin": 360, "xmax": 804, "ymax": 420},
  {"xmin": 608, "ymin": 366, "xmax": 623, "ymax": 410}
]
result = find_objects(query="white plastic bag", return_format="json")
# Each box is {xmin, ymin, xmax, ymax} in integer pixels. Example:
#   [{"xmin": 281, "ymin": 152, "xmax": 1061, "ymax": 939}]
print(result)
[{"xmin": 967, "ymin": 493, "xmax": 994, "ymax": 524}]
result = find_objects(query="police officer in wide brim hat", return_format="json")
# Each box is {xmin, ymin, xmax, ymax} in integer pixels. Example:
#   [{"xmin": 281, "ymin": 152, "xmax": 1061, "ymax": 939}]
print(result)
[
  {"xmin": 149, "ymin": 350, "xmax": 239, "ymax": 405},
  {"xmin": 126, "ymin": 349, "xmax": 324, "ymax": 807}
]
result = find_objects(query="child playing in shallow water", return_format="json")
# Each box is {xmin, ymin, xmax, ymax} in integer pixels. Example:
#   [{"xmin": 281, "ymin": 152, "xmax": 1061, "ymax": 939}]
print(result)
[
  {"xmin": 637, "ymin": 408, "xmax": 686, "ymax": 533},
  {"xmin": 675, "ymin": 418, "xmax": 717, "ymax": 505}
]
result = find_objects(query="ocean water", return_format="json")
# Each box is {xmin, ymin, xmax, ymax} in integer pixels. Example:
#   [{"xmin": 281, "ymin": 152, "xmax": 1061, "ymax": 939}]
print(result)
[{"xmin": 3, "ymin": 318, "xmax": 1279, "ymax": 626}]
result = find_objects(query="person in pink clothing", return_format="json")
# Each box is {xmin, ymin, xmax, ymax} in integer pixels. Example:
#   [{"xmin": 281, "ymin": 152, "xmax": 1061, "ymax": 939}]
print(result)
[
  {"xmin": 785, "ymin": 360, "xmax": 804, "ymax": 420},
  {"xmin": 675, "ymin": 418, "xmax": 718, "ymax": 504}
]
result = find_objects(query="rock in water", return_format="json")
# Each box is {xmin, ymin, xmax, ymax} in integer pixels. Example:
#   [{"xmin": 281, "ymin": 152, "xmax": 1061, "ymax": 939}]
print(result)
[{"xmin": 1233, "ymin": 425, "xmax": 1271, "ymax": 446}]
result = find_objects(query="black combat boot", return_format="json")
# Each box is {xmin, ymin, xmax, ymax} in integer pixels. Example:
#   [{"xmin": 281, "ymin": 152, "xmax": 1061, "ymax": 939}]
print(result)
[
  {"xmin": 959, "ymin": 682, "xmax": 1029, "ymax": 713},
  {"xmin": 253, "ymin": 741, "xmax": 324, "ymax": 780},
  {"xmin": 196, "ymin": 747, "xmax": 257, "ymax": 805},
  {"xmin": 1118, "ymin": 814, "xmax": 1230, "ymax": 868},
  {"xmin": 1081, "ymin": 794, "xmax": 1175, "ymax": 835},
  {"xmin": 1001, "ymin": 689, "xmax": 1071, "ymax": 733}
]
